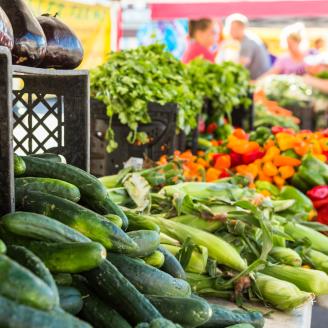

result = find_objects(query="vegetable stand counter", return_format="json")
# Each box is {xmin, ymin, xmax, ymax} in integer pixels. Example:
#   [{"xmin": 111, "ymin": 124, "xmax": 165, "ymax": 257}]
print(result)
[{"xmin": 207, "ymin": 298, "xmax": 313, "ymax": 328}]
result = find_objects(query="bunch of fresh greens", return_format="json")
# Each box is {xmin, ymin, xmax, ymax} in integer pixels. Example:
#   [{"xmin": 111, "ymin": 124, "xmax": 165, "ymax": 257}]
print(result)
[
  {"xmin": 91, "ymin": 44, "xmax": 202, "ymax": 152},
  {"xmin": 187, "ymin": 58, "xmax": 252, "ymax": 122},
  {"xmin": 258, "ymin": 75, "xmax": 313, "ymax": 109}
]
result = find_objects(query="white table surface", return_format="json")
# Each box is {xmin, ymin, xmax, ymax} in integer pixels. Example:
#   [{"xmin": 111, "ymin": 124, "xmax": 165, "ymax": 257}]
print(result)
[{"xmin": 206, "ymin": 297, "xmax": 313, "ymax": 328}]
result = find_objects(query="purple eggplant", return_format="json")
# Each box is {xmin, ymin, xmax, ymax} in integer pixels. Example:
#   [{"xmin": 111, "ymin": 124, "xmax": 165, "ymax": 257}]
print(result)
[
  {"xmin": 0, "ymin": 0, "xmax": 47, "ymax": 66},
  {"xmin": 0, "ymin": 6, "xmax": 13, "ymax": 50},
  {"xmin": 37, "ymin": 14, "xmax": 84, "ymax": 69}
]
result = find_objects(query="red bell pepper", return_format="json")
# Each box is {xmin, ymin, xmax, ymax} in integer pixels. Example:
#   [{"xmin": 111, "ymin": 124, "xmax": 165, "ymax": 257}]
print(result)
[
  {"xmin": 229, "ymin": 151, "xmax": 243, "ymax": 167},
  {"xmin": 307, "ymin": 186, "xmax": 328, "ymax": 201},
  {"xmin": 317, "ymin": 205, "xmax": 328, "ymax": 225},
  {"xmin": 242, "ymin": 150, "xmax": 265, "ymax": 165},
  {"xmin": 313, "ymin": 197, "xmax": 328, "ymax": 209},
  {"xmin": 206, "ymin": 122, "xmax": 218, "ymax": 134},
  {"xmin": 220, "ymin": 169, "xmax": 230, "ymax": 178},
  {"xmin": 271, "ymin": 126, "xmax": 294, "ymax": 135}
]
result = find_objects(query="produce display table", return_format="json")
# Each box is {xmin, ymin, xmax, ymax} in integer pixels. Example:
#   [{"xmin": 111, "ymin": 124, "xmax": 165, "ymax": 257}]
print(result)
[{"xmin": 207, "ymin": 298, "xmax": 313, "ymax": 328}]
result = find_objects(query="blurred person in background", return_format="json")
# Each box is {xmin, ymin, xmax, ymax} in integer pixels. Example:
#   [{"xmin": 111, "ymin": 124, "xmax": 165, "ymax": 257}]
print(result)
[
  {"xmin": 311, "ymin": 37, "xmax": 326, "ymax": 54},
  {"xmin": 303, "ymin": 58, "xmax": 328, "ymax": 93},
  {"xmin": 262, "ymin": 23, "xmax": 308, "ymax": 76},
  {"xmin": 182, "ymin": 18, "xmax": 217, "ymax": 64},
  {"xmin": 225, "ymin": 13, "xmax": 270, "ymax": 79}
]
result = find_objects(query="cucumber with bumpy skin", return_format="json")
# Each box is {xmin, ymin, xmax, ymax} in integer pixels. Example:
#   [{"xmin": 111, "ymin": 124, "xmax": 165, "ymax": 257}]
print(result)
[
  {"xmin": 73, "ymin": 276, "xmax": 132, "ymax": 328},
  {"xmin": 17, "ymin": 191, "xmax": 137, "ymax": 252},
  {"xmin": 0, "ymin": 295, "xmax": 91, "ymax": 328},
  {"xmin": 0, "ymin": 254, "xmax": 56, "ymax": 310},
  {"xmin": 158, "ymin": 245, "xmax": 186, "ymax": 280},
  {"xmin": 28, "ymin": 153, "xmax": 66, "ymax": 163},
  {"xmin": 53, "ymin": 273, "xmax": 73, "ymax": 286},
  {"xmin": 109, "ymin": 253, "xmax": 191, "ymax": 297},
  {"xmin": 126, "ymin": 230, "xmax": 160, "ymax": 257},
  {"xmin": 21, "ymin": 156, "xmax": 107, "ymax": 202},
  {"xmin": 1, "ymin": 211, "xmax": 89, "ymax": 243},
  {"xmin": 14, "ymin": 154, "xmax": 26, "ymax": 176},
  {"xmin": 0, "ymin": 239, "xmax": 6, "ymax": 253},
  {"xmin": 58, "ymin": 285, "xmax": 83, "ymax": 315},
  {"xmin": 84, "ymin": 259, "xmax": 162, "ymax": 325},
  {"xmin": 16, "ymin": 177, "xmax": 80, "ymax": 202},
  {"xmin": 199, "ymin": 304, "xmax": 264, "ymax": 328},
  {"xmin": 26, "ymin": 241, "xmax": 107, "ymax": 273},
  {"xmin": 85, "ymin": 196, "xmax": 129, "ymax": 231},
  {"xmin": 6, "ymin": 245, "xmax": 59, "ymax": 306},
  {"xmin": 104, "ymin": 214, "xmax": 123, "ymax": 228},
  {"xmin": 147, "ymin": 294, "xmax": 212, "ymax": 328}
]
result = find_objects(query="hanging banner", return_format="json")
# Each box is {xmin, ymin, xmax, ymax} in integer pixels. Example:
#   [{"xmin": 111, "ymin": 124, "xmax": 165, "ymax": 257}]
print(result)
[{"xmin": 27, "ymin": 0, "xmax": 111, "ymax": 69}]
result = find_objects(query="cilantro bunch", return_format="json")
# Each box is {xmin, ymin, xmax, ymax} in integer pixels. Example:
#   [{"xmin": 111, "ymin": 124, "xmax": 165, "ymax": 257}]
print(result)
[{"xmin": 91, "ymin": 44, "xmax": 202, "ymax": 152}]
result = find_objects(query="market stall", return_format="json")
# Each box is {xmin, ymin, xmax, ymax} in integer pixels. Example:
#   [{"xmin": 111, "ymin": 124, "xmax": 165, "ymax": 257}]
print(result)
[{"xmin": 1, "ymin": 0, "xmax": 328, "ymax": 328}]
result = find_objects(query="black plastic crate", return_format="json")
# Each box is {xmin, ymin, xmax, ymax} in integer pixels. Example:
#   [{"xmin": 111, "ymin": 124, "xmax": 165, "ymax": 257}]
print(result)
[
  {"xmin": 0, "ymin": 47, "xmax": 14, "ymax": 215},
  {"xmin": 283, "ymin": 102, "xmax": 315, "ymax": 130},
  {"xmin": 0, "ymin": 46, "xmax": 90, "ymax": 215},
  {"xmin": 90, "ymin": 99, "xmax": 178, "ymax": 175}
]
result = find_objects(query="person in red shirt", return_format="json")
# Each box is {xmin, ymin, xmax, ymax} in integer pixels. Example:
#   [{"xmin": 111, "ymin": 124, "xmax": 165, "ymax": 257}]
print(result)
[{"xmin": 182, "ymin": 18, "xmax": 216, "ymax": 64}]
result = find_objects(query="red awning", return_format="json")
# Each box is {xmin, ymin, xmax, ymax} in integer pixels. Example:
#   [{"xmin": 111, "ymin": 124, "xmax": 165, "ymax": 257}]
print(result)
[{"xmin": 150, "ymin": 0, "xmax": 328, "ymax": 20}]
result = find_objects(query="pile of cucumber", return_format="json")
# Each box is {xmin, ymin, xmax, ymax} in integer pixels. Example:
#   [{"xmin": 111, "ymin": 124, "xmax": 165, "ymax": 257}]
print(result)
[{"xmin": 0, "ymin": 154, "xmax": 264, "ymax": 328}]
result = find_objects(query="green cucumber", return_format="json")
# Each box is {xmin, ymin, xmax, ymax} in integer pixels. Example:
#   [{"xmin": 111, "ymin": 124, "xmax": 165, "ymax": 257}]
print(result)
[
  {"xmin": 85, "ymin": 196, "xmax": 129, "ymax": 231},
  {"xmin": 53, "ymin": 273, "xmax": 73, "ymax": 286},
  {"xmin": 126, "ymin": 230, "xmax": 160, "ymax": 257},
  {"xmin": 17, "ymin": 191, "xmax": 137, "ymax": 252},
  {"xmin": 28, "ymin": 153, "xmax": 66, "ymax": 163},
  {"xmin": 158, "ymin": 245, "xmax": 186, "ymax": 280},
  {"xmin": 143, "ymin": 251, "xmax": 165, "ymax": 268},
  {"xmin": 126, "ymin": 210, "xmax": 160, "ymax": 233},
  {"xmin": 109, "ymin": 253, "xmax": 191, "ymax": 297},
  {"xmin": 0, "ymin": 295, "xmax": 91, "ymax": 328},
  {"xmin": 16, "ymin": 177, "xmax": 80, "ymax": 202},
  {"xmin": 73, "ymin": 276, "xmax": 132, "ymax": 328},
  {"xmin": 58, "ymin": 285, "xmax": 83, "ymax": 315},
  {"xmin": 26, "ymin": 241, "xmax": 106, "ymax": 273},
  {"xmin": 136, "ymin": 318, "xmax": 183, "ymax": 328},
  {"xmin": 147, "ymin": 295, "xmax": 212, "ymax": 328},
  {"xmin": 1, "ymin": 212, "xmax": 89, "ymax": 243},
  {"xmin": 6, "ymin": 245, "xmax": 59, "ymax": 306},
  {"xmin": 21, "ymin": 156, "xmax": 107, "ymax": 201},
  {"xmin": 0, "ymin": 239, "xmax": 6, "ymax": 253},
  {"xmin": 104, "ymin": 214, "xmax": 123, "ymax": 228},
  {"xmin": 199, "ymin": 304, "xmax": 264, "ymax": 328},
  {"xmin": 84, "ymin": 259, "xmax": 162, "ymax": 325},
  {"xmin": 0, "ymin": 254, "xmax": 56, "ymax": 310},
  {"xmin": 14, "ymin": 154, "xmax": 26, "ymax": 176}
]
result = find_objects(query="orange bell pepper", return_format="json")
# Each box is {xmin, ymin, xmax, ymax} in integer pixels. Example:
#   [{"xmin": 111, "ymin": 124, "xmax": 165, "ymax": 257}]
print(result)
[
  {"xmin": 214, "ymin": 155, "xmax": 231, "ymax": 170},
  {"xmin": 248, "ymin": 163, "xmax": 259, "ymax": 179},
  {"xmin": 197, "ymin": 157, "xmax": 209, "ymax": 168},
  {"xmin": 319, "ymin": 138, "xmax": 328, "ymax": 152},
  {"xmin": 273, "ymin": 175, "xmax": 285, "ymax": 188},
  {"xmin": 258, "ymin": 170, "xmax": 272, "ymax": 182},
  {"xmin": 273, "ymin": 155, "xmax": 301, "ymax": 167},
  {"xmin": 236, "ymin": 165, "xmax": 249, "ymax": 175},
  {"xmin": 233, "ymin": 128, "xmax": 248, "ymax": 140},
  {"xmin": 276, "ymin": 133, "xmax": 297, "ymax": 150},
  {"xmin": 264, "ymin": 139, "xmax": 275, "ymax": 151},
  {"xmin": 262, "ymin": 161, "xmax": 278, "ymax": 177},
  {"xmin": 262, "ymin": 146, "xmax": 280, "ymax": 162},
  {"xmin": 278, "ymin": 166, "xmax": 295, "ymax": 179},
  {"xmin": 206, "ymin": 168, "xmax": 221, "ymax": 182}
]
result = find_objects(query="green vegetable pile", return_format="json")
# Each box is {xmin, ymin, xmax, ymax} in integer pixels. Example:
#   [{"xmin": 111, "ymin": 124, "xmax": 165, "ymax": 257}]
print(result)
[
  {"xmin": 1, "ymin": 153, "xmax": 268, "ymax": 328},
  {"xmin": 188, "ymin": 58, "xmax": 252, "ymax": 122},
  {"xmin": 258, "ymin": 75, "xmax": 312, "ymax": 110},
  {"xmin": 91, "ymin": 44, "xmax": 202, "ymax": 152}
]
